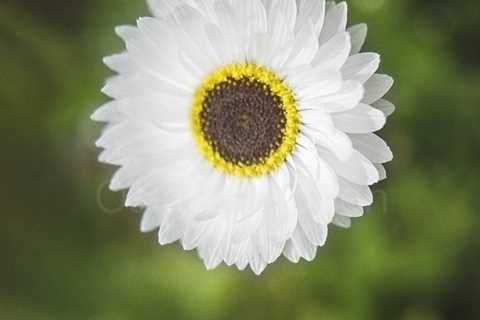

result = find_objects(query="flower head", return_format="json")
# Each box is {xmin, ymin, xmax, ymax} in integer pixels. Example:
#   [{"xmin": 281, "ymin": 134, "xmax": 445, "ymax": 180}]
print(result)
[{"xmin": 93, "ymin": 0, "xmax": 394, "ymax": 274}]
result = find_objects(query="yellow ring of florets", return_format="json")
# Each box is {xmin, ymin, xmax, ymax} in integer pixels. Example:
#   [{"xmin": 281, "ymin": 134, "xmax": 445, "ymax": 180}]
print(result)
[{"xmin": 190, "ymin": 62, "xmax": 300, "ymax": 177}]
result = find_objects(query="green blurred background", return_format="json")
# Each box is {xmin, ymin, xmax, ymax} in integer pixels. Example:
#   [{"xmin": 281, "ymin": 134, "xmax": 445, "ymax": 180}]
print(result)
[{"xmin": 2, "ymin": 0, "xmax": 479, "ymax": 319}]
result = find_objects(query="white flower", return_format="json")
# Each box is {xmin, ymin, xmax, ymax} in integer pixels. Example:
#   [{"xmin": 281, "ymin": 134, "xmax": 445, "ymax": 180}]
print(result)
[{"xmin": 92, "ymin": 0, "xmax": 394, "ymax": 274}]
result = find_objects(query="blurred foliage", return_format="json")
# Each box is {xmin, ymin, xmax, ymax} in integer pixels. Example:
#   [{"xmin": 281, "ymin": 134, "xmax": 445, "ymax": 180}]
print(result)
[{"xmin": 1, "ymin": 0, "xmax": 480, "ymax": 319}]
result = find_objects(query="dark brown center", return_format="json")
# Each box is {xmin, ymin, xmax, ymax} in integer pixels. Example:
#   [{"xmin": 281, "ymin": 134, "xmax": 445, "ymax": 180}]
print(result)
[{"xmin": 200, "ymin": 78, "xmax": 287, "ymax": 165}]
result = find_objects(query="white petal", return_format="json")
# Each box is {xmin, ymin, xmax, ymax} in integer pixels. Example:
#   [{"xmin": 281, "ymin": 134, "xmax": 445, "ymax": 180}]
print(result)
[
  {"xmin": 304, "ymin": 126, "xmax": 353, "ymax": 161},
  {"xmin": 158, "ymin": 209, "xmax": 186, "ymax": 245},
  {"xmin": 271, "ymin": 165, "xmax": 294, "ymax": 200},
  {"xmin": 294, "ymin": 135, "xmax": 320, "ymax": 177},
  {"xmin": 124, "ymin": 153, "xmax": 199, "ymax": 207},
  {"xmin": 375, "ymin": 163, "xmax": 387, "ymax": 181},
  {"xmin": 96, "ymin": 120, "xmax": 160, "ymax": 149},
  {"xmin": 300, "ymin": 108, "xmax": 336, "ymax": 132},
  {"xmin": 166, "ymin": 6, "xmax": 219, "ymax": 72},
  {"xmin": 372, "ymin": 99, "xmax": 396, "ymax": 117},
  {"xmin": 298, "ymin": 205, "xmax": 329, "ymax": 247},
  {"xmin": 267, "ymin": 0, "xmax": 297, "ymax": 48},
  {"xmin": 115, "ymin": 25, "xmax": 139, "ymax": 42},
  {"xmin": 338, "ymin": 177, "xmax": 373, "ymax": 206},
  {"xmin": 350, "ymin": 133, "xmax": 393, "ymax": 164},
  {"xmin": 96, "ymin": 122, "xmax": 191, "ymax": 166},
  {"xmin": 283, "ymin": 240, "xmax": 301, "ymax": 263},
  {"xmin": 295, "ymin": 0, "xmax": 325, "ymax": 35},
  {"xmin": 250, "ymin": 255, "xmax": 268, "ymax": 275},
  {"xmin": 231, "ymin": 211, "xmax": 262, "ymax": 244},
  {"xmin": 313, "ymin": 31, "xmax": 351, "ymax": 70},
  {"xmin": 136, "ymin": 17, "xmax": 175, "ymax": 50},
  {"xmin": 131, "ymin": 18, "xmax": 199, "ymax": 88},
  {"xmin": 236, "ymin": 0, "xmax": 268, "ymax": 36},
  {"xmin": 108, "ymin": 149, "xmax": 192, "ymax": 191},
  {"xmin": 348, "ymin": 23, "xmax": 367, "ymax": 55},
  {"xmin": 319, "ymin": 148, "xmax": 379, "ymax": 185},
  {"xmin": 101, "ymin": 134, "xmax": 189, "ymax": 167},
  {"xmin": 91, "ymin": 101, "xmax": 126, "ymax": 123},
  {"xmin": 297, "ymin": 174, "xmax": 335, "ymax": 226},
  {"xmin": 287, "ymin": 67, "xmax": 342, "ymax": 100},
  {"xmin": 213, "ymin": 1, "xmax": 238, "ymax": 48},
  {"xmin": 284, "ymin": 20, "xmax": 319, "ymax": 68},
  {"xmin": 192, "ymin": 0, "xmax": 218, "ymax": 21},
  {"xmin": 342, "ymin": 53, "xmax": 380, "ymax": 83},
  {"xmin": 182, "ymin": 221, "xmax": 208, "ymax": 251},
  {"xmin": 103, "ymin": 53, "xmax": 135, "ymax": 75},
  {"xmin": 224, "ymin": 240, "xmax": 247, "ymax": 266},
  {"xmin": 363, "ymin": 74, "xmax": 394, "ymax": 104},
  {"xmin": 180, "ymin": 165, "xmax": 228, "ymax": 218},
  {"xmin": 113, "ymin": 97, "xmax": 189, "ymax": 129},
  {"xmin": 235, "ymin": 250, "xmax": 249, "ymax": 271},
  {"xmin": 204, "ymin": 23, "xmax": 235, "ymax": 63},
  {"xmin": 332, "ymin": 103, "xmax": 386, "ymax": 134},
  {"xmin": 140, "ymin": 207, "xmax": 165, "ymax": 232},
  {"xmin": 283, "ymin": 227, "xmax": 317, "ymax": 262},
  {"xmin": 148, "ymin": 0, "xmax": 215, "ymax": 19},
  {"xmin": 332, "ymin": 215, "xmax": 351, "ymax": 228},
  {"xmin": 110, "ymin": 159, "xmax": 162, "ymax": 191},
  {"xmin": 318, "ymin": 1, "xmax": 347, "ymax": 44},
  {"xmin": 264, "ymin": 178, "xmax": 298, "ymax": 242},
  {"xmin": 221, "ymin": 0, "xmax": 268, "ymax": 57},
  {"xmin": 102, "ymin": 74, "xmax": 190, "ymax": 100},
  {"xmin": 335, "ymin": 199, "xmax": 364, "ymax": 218},
  {"xmin": 147, "ymin": 0, "xmax": 181, "ymax": 18},
  {"xmin": 316, "ymin": 158, "xmax": 340, "ymax": 198},
  {"xmin": 248, "ymin": 224, "xmax": 283, "ymax": 265},
  {"xmin": 246, "ymin": 234, "xmax": 277, "ymax": 274},
  {"xmin": 198, "ymin": 219, "xmax": 229, "ymax": 270},
  {"xmin": 303, "ymin": 80, "xmax": 364, "ymax": 113},
  {"xmin": 248, "ymin": 33, "xmax": 274, "ymax": 67}
]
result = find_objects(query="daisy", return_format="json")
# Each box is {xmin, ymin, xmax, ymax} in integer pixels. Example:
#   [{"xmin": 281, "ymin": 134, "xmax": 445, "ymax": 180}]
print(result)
[{"xmin": 92, "ymin": 0, "xmax": 394, "ymax": 274}]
